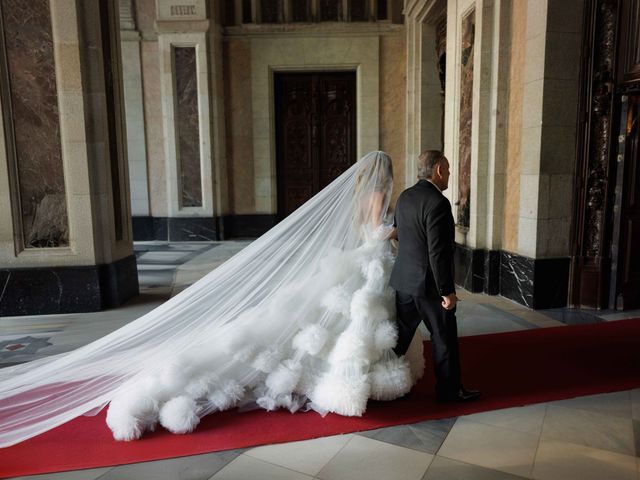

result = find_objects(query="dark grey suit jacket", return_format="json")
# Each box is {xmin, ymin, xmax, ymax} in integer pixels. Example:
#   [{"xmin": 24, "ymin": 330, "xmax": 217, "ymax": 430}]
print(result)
[{"xmin": 389, "ymin": 180, "xmax": 456, "ymax": 298}]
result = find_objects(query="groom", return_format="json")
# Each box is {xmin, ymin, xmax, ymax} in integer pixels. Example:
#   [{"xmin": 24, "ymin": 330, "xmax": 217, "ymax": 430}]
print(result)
[{"xmin": 390, "ymin": 150, "xmax": 480, "ymax": 403}]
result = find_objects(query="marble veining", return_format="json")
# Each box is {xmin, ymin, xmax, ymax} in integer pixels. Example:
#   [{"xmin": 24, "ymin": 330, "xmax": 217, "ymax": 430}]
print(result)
[
  {"xmin": 484, "ymin": 250, "xmax": 500, "ymax": 295},
  {"xmin": 457, "ymin": 9, "xmax": 475, "ymax": 228},
  {"xmin": 0, "ymin": 272, "xmax": 10, "ymax": 304},
  {"xmin": 500, "ymin": 251, "xmax": 534, "ymax": 307},
  {"xmin": 1, "ymin": 0, "xmax": 69, "ymax": 247},
  {"xmin": 174, "ymin": 46, "xmax": 202, "ymax": 208}
]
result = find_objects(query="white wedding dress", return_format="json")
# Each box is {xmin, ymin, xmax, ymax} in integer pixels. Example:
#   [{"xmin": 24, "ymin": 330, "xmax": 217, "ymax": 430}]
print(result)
[{"xmin": 0, "ymin": 152, "xmax": 425, "ymax": 446}]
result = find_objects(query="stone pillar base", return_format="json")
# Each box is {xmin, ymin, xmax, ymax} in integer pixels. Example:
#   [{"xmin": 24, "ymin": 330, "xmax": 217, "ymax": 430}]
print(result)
[
  {"xmin": 132, "ymin": 215, "xmax": 279, "ymax": 241},
  {"xmin": 0, "ymin": 255, "xmax": 139, "ymax": 316},
  {"xmin": 454, "ymin": 244, "xmax": 570, "ymax": 309}
]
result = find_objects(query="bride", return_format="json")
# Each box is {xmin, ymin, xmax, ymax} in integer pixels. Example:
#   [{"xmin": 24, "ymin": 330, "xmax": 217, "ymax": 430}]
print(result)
[{"xmin": 0, "ymin": 151, "xmax": 425, "ymax": 447}]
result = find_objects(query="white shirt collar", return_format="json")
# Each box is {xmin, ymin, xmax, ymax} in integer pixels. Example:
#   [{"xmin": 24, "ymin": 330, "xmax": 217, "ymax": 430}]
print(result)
[{"xmin": 426, "ymin": 179, "xmax": 442, "ymax": 192}]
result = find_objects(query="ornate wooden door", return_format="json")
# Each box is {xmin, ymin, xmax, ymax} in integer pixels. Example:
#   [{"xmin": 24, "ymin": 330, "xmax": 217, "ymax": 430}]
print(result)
[
  {"xmin": 610, "ymin": 94, "xmax": 640, "ymax": 309},
  {"xmin": 274, "ymin": 72, "xmax": 356, "ymax": 218},
  {"xmin": 570, "ymin": 0, "xmax": 640, "ymax": 309}
]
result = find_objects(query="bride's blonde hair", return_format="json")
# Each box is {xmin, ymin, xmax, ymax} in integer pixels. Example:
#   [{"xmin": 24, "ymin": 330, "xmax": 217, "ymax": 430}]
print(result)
[
  {"xmin": 353, "ymin": 151, "xmax": 394, "ymax": 228},
  {"xmin": 354, "ymin": 151, "xmax": 393, "ymax": 196}
]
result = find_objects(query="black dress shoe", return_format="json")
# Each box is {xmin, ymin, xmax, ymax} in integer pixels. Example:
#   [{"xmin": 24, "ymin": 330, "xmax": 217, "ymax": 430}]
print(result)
[
  {"xmin": 457, "ymin": 386, "xmax": 481, "ymax": 402},
  {"xmin": 437, "ymin": 386, "xmax": 481, "ymax": 403}
]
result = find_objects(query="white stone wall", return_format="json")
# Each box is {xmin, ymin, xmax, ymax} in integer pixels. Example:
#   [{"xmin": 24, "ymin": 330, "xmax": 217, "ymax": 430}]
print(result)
[
  {"xmin": 121, "ymin": 30, "xmax": 150, "ymax": 216},
  {"xmin": 425, "ymin": 0, "xmax": 582, "ymax": 258},
  {"xmin": 532, "ymin": 0, "xmax": 583, "ymax": 258},
  {"xmin": 404, "ymin": 0, "xmax": 447, "ymax": 187},
  {"xmin": 515, "ymin": 0, "xmax": 582, "ymax": 258}
]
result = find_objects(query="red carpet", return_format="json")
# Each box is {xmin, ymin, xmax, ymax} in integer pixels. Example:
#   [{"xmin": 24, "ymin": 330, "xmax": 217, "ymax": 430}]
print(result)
[{"xmin": 1, "ymin": 319, "xmax": 639, "ymax": 478}]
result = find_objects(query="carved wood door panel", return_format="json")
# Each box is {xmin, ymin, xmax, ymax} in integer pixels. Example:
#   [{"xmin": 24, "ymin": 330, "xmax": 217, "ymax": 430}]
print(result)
[
  {"xmin": 567, "ymin": 0, "xmax": 640, "ymax": 309},
  {"xmin": 618, "ymin": 0, "xmax": 640, "ymax": 84},
  {"xmin": 275, "ymin": 72, "xmax": 356, "ymax": 218},
  {"xmin": 612, "ymin": 94, "xmax": 640, "ymax": 309}
]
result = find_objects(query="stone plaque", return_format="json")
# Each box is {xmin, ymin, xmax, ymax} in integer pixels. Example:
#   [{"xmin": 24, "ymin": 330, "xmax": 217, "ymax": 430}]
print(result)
[{"xmin": 156, "ymin": 0, "xmax": 206, "ymax": 21}]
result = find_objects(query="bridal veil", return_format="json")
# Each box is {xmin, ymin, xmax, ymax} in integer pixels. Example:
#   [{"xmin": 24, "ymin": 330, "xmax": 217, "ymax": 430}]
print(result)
[{"xmin": 0, "ymin": 151, "xmax": 418, "ymax": 447}]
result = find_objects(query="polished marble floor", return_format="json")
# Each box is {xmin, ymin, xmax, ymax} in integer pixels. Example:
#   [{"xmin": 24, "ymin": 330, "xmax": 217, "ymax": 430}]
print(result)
[{"xmin": 2, "ymin": 241, "xmax": 639, "ymax": 480}]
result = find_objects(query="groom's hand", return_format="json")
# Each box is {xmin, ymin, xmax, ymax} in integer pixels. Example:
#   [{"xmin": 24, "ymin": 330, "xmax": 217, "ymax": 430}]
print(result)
[{"xmin": 441, "ymin": 293, "xmax": 458, "ymax": 310}]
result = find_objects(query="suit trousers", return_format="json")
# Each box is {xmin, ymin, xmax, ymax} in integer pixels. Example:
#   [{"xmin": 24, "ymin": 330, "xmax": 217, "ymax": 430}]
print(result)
[{"xmin": 393, "ymin": 290, "xmax": 462, "ymax": 400}]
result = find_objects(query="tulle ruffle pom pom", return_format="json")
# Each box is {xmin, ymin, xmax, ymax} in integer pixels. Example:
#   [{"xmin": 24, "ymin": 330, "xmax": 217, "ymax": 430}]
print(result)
[
  {"xmin": 252, "ymin": 348, "xmax": 282, "ymax": 373},
  {"xmin": 106, "ymin": 391, "xmax": 159, "ymax": 441},
  {"xmin": 207, "ymin": 379, "xmax": 245, "ymax": 411},
  {"xmin": 350, "ymin": 289, "xmax": 390, "ymax": 324},
  {"xmin": 373, "ymin": 321, "xmax": 398, "ymax": 353},
  {"xmin": 311, "ymin": 371, "xmax": 370, "ymax": 416},
  {"xmin": 321, "ymin": 286, "xmax": 351, "ymax": 317},
  {"xmin": 369, "ymin": 358, "xmax": 412, "ymax": 401},
  {"xmin": 328, "ymin": 330, "xmax": 371, "ymax": 367},
  {"xmin": 184, "ymin": 373, "xmax": 217, "ymax": 399},
  {"xmin": 266, "ymin": 359, "xmax": 302, "ymax": 396},
  {"xmin": 159, "ymin": 396, "xmax": 200, "ymax": 434},
  {"xmin": 292, "ymin": 324, "xmax": 330, "ymax": 356}
]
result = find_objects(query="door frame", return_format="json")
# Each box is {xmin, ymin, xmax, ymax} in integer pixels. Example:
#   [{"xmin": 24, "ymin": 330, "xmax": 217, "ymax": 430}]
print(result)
[
  {"xmin": 249, "ymin": 36, "xmax": 382, "ymax": 214},
  {"xmin": 273, "ymin": 70, "xmax": 358, "ymax": 220},
  {"xmin": 609, "ymin": 88, "xmax": 640, "ymax": 308}
]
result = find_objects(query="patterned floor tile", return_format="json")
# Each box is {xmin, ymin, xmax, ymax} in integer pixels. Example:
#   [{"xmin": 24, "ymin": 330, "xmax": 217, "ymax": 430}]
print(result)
[
  {"xmin": 631, "ymin": 389, "xmax": 640, "ymax": 420},
  {"xmin": 538, "ymin": 309, "xmax": 604, "ymax": 325},
  {"xmin": 357, "ymin": 418, "xmax": 457, "ymax": 454},
  {"xmin": 456, "ymin": 302, "xmax": 534, "ymax": 337},
  {"xmin": 462, "ymin": 404, "xmax": 546, "ymax": 436},
  {"xmin": 422, "ymin": 456, "xmax": 530, "ymax": 480},
  {"xmin": 437, "ymin": 418, "xmax": 539, "ymax": 478},
  {"xmin": 0, "ymin": 336, "xmax": 53, "ymax": 360},
  {"xmin": 549, "ymin": 391, "xmax": 633, "ymax": 418},
  {"xmin": 541, "ymin": 405, "xmax": 635, "ymax": 456},
  {"xmin": 210, "ymin": 454, "xmax": 313, "ymax": 480},
  {"xmin": 9, "ymin": 467, "xmax": 111, "ymax": 480},
  {"xmin": 96, "ymin": 449, "xmax": 245, "ymax": 480},
  {"xmin": 532, "ymin": 439, "xmax": 638, "ymax": 480},
  {"xmin": 317, "ymin": 436, "xmax": 433, "ymax": 480},
  {"xmin": 245, "ymin": 434, "xmax": 352, "ymax": 476}
]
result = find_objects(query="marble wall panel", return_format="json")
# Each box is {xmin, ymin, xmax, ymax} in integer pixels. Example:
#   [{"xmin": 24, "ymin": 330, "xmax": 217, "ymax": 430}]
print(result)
[
  {"xmin": 500, "ymin": 250, "xmax": 534, "ymax": 307},
  {"xmin": 502, "ymin": 0, "xmax": 527, "ymax": 252},
  {"xmin": 457, "ymin": 8, "xmax": 475, "ymax": 228},
  {"xmin": 224, "ymin": 38, "xmax": 254, "ymax": 214},
  {"xmin": 0, "ymin": 0, "xmax": 69, "ymax": 248},
  {"xmin": 173, "ymin": 46, "xmax": 202, "ymax": 207},
  {"xmin": 380, "ymin": 33, "xmax": 406, "ymax": 208}
]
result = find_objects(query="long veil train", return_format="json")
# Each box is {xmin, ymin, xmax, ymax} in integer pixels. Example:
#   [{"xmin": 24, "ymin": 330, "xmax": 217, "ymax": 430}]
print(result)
[{"xmin": 0, "ymin": 151, "xmax": 424, "ymax": 447}]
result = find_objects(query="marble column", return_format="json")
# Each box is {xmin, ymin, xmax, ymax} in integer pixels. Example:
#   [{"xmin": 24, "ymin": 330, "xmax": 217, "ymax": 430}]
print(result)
[{"xmin": 0, "ymin": 0, "xmax": 138, "ymax": 316}]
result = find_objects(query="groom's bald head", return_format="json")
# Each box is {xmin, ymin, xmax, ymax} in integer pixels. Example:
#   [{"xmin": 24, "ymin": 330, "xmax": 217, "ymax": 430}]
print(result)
[{"xmin": 417, "ymin": 150, "xmax": 446, "ymax": 180}]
